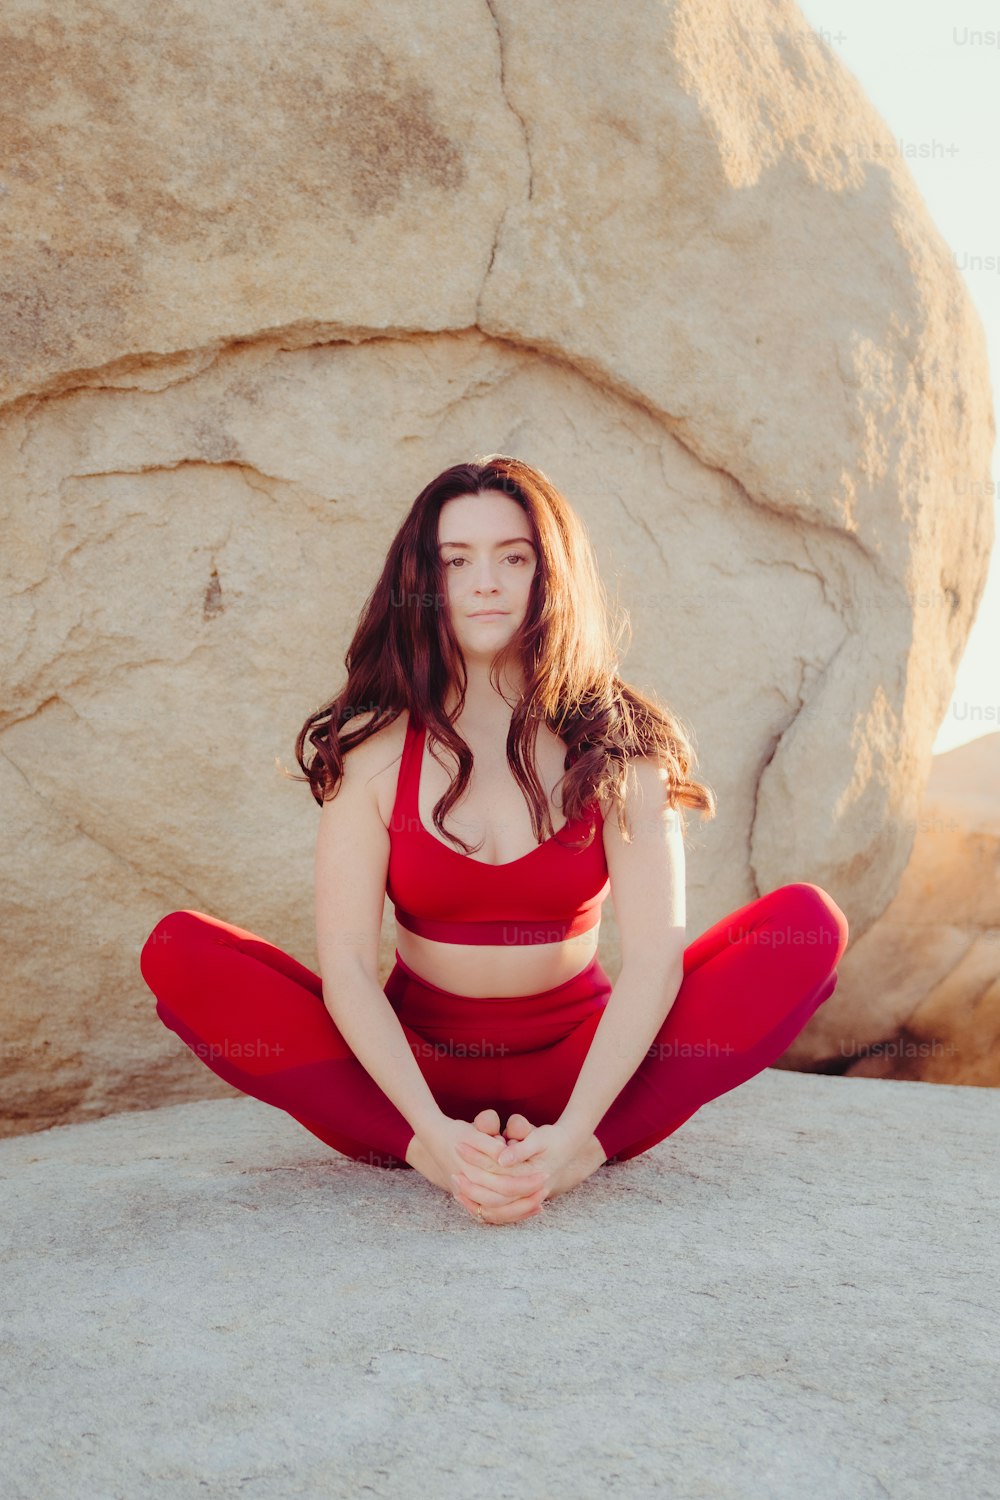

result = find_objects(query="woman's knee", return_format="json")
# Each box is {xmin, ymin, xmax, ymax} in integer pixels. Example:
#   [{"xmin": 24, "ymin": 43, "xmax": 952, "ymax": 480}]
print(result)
[
  {"xmin": 772, "ymin": 882, "xmax": 849, "ymax": 965},
  {"xmin": 139, "ymin": 909, "xmax": 213, "ymax": 987}
]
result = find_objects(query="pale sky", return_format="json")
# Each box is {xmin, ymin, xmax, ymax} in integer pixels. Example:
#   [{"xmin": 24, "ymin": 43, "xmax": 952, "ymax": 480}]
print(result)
[{"xmin": 794, "ymin": 0, "xmax": 999, "ymax": 755}]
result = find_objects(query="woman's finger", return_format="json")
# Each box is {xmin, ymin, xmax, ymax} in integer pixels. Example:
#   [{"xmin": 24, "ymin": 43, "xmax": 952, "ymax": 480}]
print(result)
[
  {"xmin": 452, "ymin": 1168, "xmax": 547, "ymax": 1207},
  {"xmin": 463, "ymin": 1154, "xmax": 548, "ymax": 1189},
  {"xmin": 497, "ymin": 1135, "xmax": 538, "ymax": 1166},
  {"xmin": 461, "ymin": 1133, "xmax": 508, "ymax": 1164},
  {"xmin": 456, "ymin": 1140, "xmax": 543, "ymax": 1179},
  {"xmin": 456, "ymin": 1186, "xmax": 546, "ymax": 1224},
  {"xmin": 457, "ymin": 1139, "xmax": 508, "ymax": 1170},
  {"xmin": 452, "ymin": 1170, "xmax": 548, "ymax": 1206}
]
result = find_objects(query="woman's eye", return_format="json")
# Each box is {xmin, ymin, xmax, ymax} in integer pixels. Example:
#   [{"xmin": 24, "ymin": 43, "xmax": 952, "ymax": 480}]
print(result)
[{"xmin": 445, "ymin": 554, "xmax": 528, "ymax": 567}]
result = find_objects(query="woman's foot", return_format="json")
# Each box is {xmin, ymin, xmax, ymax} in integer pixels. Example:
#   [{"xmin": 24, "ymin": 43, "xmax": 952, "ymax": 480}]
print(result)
[{"xmin": 473, "ymin": 1107, "xmax": 503, "ymax": 1140}]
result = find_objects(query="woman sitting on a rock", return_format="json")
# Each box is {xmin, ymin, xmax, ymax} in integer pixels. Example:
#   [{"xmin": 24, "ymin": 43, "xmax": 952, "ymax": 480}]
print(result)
[{"xmin": 141, "ymin": 455, "xmax": 848, "ymax": 1225}]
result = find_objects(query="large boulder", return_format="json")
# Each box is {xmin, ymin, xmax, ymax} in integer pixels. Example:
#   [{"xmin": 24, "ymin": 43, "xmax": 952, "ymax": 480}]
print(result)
[{"xmin": 0, "ymin": 0, "xmax": 993, "ymax": 1134}]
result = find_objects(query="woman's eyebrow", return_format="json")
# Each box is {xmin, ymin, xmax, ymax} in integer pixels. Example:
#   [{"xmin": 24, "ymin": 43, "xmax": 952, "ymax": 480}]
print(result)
[{"xmin": 437, "ymin": 537, "xmax": 535, "ymax": 550}]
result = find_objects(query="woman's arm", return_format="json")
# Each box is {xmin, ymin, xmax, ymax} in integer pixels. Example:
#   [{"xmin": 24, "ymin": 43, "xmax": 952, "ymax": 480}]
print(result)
[
  {"xmin": 321, "ymin": 960, "xmax": 446, "ymax": 1143},
  {"xmin": 557, "ymin": 963, "xmax": 683, "ymax": 1148},
  {"xmin": 558, "ymin": 758, "xmax": 687, "ymax": 1147},
  {"xmin": 313, "ymin": 726, "xmax": 445, "ymax": 1137}
]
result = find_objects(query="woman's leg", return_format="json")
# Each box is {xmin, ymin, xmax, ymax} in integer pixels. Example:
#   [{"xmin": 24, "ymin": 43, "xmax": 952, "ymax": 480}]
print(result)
[
  {"xmin": 588, "ymin": 883, "xmax": 849, "ymax": 1162},
  {"xmin": 500, "ymin": 883, "xmax": 848, "ymax": 1162},
  {"xmin": 140, "ymin": 910, "xmax": 418, "ymax": 1169}
]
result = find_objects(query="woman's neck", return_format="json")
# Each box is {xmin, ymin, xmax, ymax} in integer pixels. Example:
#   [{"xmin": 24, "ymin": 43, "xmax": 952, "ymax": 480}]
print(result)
[{"xmin": 443, "ymin": 671, "xmax": 526, "ymax": 731}]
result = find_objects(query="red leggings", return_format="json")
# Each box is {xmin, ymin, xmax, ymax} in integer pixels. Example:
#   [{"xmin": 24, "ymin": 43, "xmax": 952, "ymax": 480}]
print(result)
[{"xmin": 140, "ymin": 883, "xmax": 848, "ymax": 1168}]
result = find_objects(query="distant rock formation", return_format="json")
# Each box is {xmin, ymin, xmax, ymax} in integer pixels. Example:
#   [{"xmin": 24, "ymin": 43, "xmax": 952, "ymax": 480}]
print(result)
[{"xmin": 782, "ymin": 732, "xmax": 1000, "ymax": 1085}]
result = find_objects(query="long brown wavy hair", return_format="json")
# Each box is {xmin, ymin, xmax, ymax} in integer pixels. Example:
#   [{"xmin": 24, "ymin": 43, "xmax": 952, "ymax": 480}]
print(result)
[{"xmin": 288, "ymin": 456, "xmax": 716, "ymax": 852}]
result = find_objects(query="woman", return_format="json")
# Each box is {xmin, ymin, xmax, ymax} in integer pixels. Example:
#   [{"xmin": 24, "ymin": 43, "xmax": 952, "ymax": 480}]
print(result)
[{"xmin": 140, "ymin": 456, "xmax": 848, "ymax": 1226}]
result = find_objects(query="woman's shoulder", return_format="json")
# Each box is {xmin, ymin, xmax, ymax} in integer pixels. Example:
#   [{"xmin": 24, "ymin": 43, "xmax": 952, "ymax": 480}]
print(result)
[
  {"xmin": 332, "ymin": 710, "xmax": 412, "ymax": 830},
  {"xmin": 591, "ymin": 753, "xmax": 671, "ymax": 824},
  {"xmin": 336, "ymin": 708, "xmax": 410, "ymax": 771}
]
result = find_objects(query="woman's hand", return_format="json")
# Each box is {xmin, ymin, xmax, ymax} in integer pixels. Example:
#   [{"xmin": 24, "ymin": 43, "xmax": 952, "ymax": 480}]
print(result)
[
  {"xmin": 411, "ymin": 1110, "xmax": 549, "ymax": 1224},
  {"xmin": 449, "ymin": 1109, "xmax": 551, "ymax": 1225},
  {"xmin": 466, "ymin": 1113, "xmax": 607, "ymax": 1201}
]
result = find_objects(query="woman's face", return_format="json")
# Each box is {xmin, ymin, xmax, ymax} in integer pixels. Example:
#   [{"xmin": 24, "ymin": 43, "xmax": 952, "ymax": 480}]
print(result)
[{"xmin": 437, "ymin": 490, "xmax": 538, "ymax": 660}]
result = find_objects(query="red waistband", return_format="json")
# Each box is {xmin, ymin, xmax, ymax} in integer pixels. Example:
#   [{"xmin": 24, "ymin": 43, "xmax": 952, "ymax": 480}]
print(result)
[
  {"xmin": 384, "ymin": 948, "xmax": 612, "ymax": 1049},
  {"xmin": 392, "ymin": 903, "xmax": 603, "ymax": 946}
]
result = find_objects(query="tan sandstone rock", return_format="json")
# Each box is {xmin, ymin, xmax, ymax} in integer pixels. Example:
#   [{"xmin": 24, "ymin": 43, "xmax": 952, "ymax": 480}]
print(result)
[
  {"xmin": 779, "ymin": 732, "xmax": 1000, "ymax": 1085},
  {"xmin": 0, "ymin": 0, "xmax": 993, "ymax": 1133}
]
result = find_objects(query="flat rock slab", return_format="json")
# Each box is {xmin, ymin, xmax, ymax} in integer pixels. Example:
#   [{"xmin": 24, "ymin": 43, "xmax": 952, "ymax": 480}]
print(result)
[{"xmin": 2, "ymin": 1070, "xmax": 996, "ymax": 1500}]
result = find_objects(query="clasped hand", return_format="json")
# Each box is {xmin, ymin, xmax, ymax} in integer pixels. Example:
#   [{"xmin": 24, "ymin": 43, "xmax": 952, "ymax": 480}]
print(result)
[{"xmin": 426, "ymin": 1109, "xmax": 604, "ymax": 1225}]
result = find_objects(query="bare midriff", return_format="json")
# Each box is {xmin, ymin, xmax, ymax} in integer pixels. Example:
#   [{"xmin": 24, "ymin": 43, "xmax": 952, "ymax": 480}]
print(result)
[
  {"xmin": 394, "ymin": 925, "xmax": 602, "ymax": 1000},
  {"xmin": 374, "ymin": 714, "xmax": 607, "ymax": 1000}
]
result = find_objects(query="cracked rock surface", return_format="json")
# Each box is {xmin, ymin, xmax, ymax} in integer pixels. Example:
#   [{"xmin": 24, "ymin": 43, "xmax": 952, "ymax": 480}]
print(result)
[
  {"xmin": 1, "ymin": 0, "xmax": 994, "ymax": 1133},
  {"xmin": 1, "ymin": 1070, "xmax": 996, "ymax": 1499}
]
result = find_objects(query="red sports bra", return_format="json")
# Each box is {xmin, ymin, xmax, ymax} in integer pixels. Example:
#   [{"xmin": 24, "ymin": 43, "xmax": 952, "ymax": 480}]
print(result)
[{"xmin": 386, "ymin": 711, "xmax": 611, "ymax": 946}]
